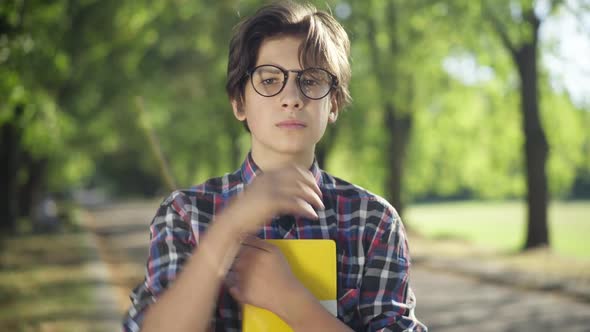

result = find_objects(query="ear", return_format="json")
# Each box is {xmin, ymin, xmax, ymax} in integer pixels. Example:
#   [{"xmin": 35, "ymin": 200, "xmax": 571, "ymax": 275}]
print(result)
[
  {"xmin": 328, "ymin": 111, "xmax": 338, "ymax": 123},
  {"xmin": 231, "ymin": 99, "xmax": 247, "ymax": 121},
  {"xmin": 328, "ymin": 96, "xmax": 339, "ymax": 123}
]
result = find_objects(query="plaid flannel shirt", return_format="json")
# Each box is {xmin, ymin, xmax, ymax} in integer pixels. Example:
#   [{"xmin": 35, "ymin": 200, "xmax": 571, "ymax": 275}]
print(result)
[{"xmin": 123, "ymin": 153, "xmax": 427, "ymax": 332}]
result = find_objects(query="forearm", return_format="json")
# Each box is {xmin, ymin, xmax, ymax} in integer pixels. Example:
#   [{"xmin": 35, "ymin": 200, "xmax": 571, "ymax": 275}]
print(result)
[
  {"xmin": 140, "ymin": 214, "xmax": 240, "ymax": 332},
  {"xmin": 281, "ymin": 288, "xmax": 353, "ymax": 332}
]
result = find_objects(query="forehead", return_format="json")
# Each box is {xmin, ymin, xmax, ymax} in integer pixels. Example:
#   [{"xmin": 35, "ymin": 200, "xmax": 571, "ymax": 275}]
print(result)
[{"xmin": 255, "ymin": 35, "xmax": 305, "ymax": 69}]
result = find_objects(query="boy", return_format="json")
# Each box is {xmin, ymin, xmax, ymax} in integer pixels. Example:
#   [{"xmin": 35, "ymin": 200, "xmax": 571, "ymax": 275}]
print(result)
[{"xmin": 123, "ymin": 1, "xmax": 427, "ymax": 331}]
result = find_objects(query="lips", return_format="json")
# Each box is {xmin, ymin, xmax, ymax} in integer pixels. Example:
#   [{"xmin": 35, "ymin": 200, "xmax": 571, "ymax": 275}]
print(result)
[{"xmin": 276, "ymin": 120, "xmax": 307, "ymax": 128}]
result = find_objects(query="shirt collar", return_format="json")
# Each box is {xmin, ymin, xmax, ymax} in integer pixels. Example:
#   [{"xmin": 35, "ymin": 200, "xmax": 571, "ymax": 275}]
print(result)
[{"xmin": 240, "ymin": 151, "xmax": 323, "ymax": 187}]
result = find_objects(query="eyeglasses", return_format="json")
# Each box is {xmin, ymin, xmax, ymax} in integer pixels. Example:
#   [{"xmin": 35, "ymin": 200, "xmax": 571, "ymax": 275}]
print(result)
[{"xmin": 246, "ymin": 64, "xmax": 338, "ymax": 100}]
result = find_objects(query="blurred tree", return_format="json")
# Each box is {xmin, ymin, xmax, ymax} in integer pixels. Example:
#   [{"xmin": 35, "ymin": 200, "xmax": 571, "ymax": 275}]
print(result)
[
  {"xmin": 428, "ymin": 0, "xmax": 589, "ymax": 249},
  {"xmin": 1, "ymin": 0, "xmax": 72, "ymax": 232},
  {"xmin": 0, "ymin": 0, "xmax": 170, "ymax": 231},
  {"xmin": 2, "ymin": 0, "xmax": 589, "ymax": 238},
  {"xmin": 482, "ymin": 0, "xmax": 558, "ymax": 249},
  {"xmin": 341, "ymin": 0, "xmax": 454, "ymax": 217}
]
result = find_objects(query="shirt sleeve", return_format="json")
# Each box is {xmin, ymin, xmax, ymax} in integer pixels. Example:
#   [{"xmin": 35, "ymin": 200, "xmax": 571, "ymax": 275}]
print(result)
[
  {"xmin": 122, "ymin": 191, "xmax": 198, "ymax": 332},
  {"xmin": 360, "ymin": 201, "xmax": 428, "ymax": 332}
]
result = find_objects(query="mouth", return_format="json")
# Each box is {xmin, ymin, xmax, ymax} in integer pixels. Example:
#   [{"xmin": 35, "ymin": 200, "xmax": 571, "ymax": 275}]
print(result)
[{"xmin": 276, "ymin": 120, "xmax": 307, "ymax": 129}]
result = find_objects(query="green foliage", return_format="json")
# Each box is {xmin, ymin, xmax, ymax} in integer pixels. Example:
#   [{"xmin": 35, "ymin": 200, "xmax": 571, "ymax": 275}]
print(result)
[
  {"xmin": 1, "ymin": 0, "xmax": 588, "ymax": 203},
  {"xmin": 542, "ymin": 90, "xmax": 588, "ymax": 196}
]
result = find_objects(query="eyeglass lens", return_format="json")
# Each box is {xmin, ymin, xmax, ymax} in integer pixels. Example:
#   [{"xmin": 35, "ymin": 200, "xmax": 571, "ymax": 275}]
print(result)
[{"xmin": 250, "ymin": 65, "xmax": 333, "ymax": 99}]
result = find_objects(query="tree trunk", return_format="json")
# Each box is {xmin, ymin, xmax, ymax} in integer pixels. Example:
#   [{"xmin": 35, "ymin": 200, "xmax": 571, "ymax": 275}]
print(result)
[
  {"xmin": 0, "ymin": 107, "xmax": 24, "ymax": 234},
  {"xmin": 515, "ymin": 42, "xmax": 549, "ymax": 249},
  {"xmin": 384, "ymin": 104, "xmax": 412, "ymax": 218},
  {"xmin": 18, "ymin": 155, "xmax": 48, "ymax": 219},
  {"xmin": 487, "ymin": 8, "xmax": 549, "ymax": 250}
]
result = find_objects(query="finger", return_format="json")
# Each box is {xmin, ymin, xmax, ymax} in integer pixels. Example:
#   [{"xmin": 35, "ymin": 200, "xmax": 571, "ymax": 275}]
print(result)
[
  {"xmin": 291, "ymin": 166, "xmax": 323, "ymax": 199},
  {"xmin": 294, "ymin": 180, "xmax": 325, "ymax": 210},
  {"xmin": 278, "ymin": 178, "xmax": 324, "ymax": 210},
  {"xmin": 279, "ymin": 197, "xmax": 319, "ymax": 220},
  {"xmin": 298, "ymin": 199, "xmax": 320, "ymax": 220}
]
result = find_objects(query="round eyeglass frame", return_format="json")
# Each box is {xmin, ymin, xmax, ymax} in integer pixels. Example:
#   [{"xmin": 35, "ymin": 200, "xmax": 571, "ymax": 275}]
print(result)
[{"xmin": 245, "ymin": 64, "xmax": 339, "ymax": 100}]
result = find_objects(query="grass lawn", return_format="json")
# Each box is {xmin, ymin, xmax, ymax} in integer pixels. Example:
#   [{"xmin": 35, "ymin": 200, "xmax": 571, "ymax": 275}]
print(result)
[
  {"xmin": 0, "ymin": 230, "xmax": 118, "ymax": 332},
  {"xmin": 405, "ymin": 200, "xmax": 590, "ymax": 260}
]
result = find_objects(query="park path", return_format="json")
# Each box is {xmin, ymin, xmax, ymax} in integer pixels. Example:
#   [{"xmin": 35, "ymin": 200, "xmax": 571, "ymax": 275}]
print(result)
[{"xmin": 86, "ymin": 200, "xmax": 590, "ymax": 332}]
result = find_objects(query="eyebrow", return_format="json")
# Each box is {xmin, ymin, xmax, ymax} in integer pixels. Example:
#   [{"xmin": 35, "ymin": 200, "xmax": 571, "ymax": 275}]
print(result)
[
  {"xmin": 256, "ymin": 66, "xmax": 283, "ymax": 73},
  {"xmin": 256, "ymin": 62, "xmax": 303, "ymax": 71}
]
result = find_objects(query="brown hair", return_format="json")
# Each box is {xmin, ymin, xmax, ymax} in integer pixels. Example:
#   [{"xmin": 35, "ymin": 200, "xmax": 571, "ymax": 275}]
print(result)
[{"xmin": 226, "ymin": 1, "xmax": 351, "ymax": 115}]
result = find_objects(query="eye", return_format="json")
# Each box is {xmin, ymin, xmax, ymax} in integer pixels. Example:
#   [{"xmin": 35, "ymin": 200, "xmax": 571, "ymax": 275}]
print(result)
[
  {"xmin": 261, "ymin": 78, "xmax": 279, "ymax": 85},
  {"xmin": 302, "ymin": 79, "xmax": 319, "ymax": 86}
]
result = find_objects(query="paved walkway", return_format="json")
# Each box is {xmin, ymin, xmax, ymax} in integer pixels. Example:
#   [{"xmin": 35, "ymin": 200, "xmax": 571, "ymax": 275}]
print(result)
[
  {"xmin": 80, "ymin": 229, "xmax": 124, "ymax": 332},
  {"xmin": 412, "ymin": 268, "xmax": 590, "ymax": 331},
  {"xmin": 86, "ymin": 201, "xmax": 590, "ymax": 332}
]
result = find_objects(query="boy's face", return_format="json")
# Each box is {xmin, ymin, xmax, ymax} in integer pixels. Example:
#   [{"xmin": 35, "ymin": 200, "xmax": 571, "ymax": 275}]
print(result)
[{"xmin": 232, "ymin": 35, "xmax": 337, "ymax": 163}]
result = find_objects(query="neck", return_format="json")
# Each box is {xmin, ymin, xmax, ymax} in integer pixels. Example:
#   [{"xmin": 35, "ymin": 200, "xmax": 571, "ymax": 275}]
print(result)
[{"xmin": 251, "ymin": 147, "xmax": 315, "ymax": 172}]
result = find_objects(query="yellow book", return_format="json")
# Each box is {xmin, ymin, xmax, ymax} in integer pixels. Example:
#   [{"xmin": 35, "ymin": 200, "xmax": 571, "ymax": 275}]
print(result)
[{"xmin": 242, "ymin": 239, "xmax": 337, "ymax": 332}]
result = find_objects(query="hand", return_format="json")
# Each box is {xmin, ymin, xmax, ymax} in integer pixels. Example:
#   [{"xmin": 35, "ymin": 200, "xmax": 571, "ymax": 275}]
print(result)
[
  {"xmin": 223, "ymin": 165, "xmax": 325, "ymax": 235},
  {"xmin": 227, "ymin": 237, "xmax": 304, "ymax": 317}
]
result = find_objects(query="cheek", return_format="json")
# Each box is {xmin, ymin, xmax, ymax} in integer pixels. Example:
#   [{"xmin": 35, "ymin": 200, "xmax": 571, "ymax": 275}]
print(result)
[
  {"xmin": 315, "ymin": 102, "xmax": 332, "ymax": 124},
  {"xmin": 242, "ymin": 99, "xmax": 270, "ymax": 131}
]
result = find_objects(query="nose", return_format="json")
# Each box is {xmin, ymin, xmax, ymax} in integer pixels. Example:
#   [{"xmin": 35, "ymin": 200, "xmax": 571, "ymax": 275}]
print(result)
[{"xmin": 280, "ymin": 73, "xmax": 303, "ymax": 110}]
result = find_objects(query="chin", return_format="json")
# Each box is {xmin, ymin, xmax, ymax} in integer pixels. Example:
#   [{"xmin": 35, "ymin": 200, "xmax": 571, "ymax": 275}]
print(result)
[{"xmin": 272, "ymin": 143, "xmax": 310, "ymax": 155}]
